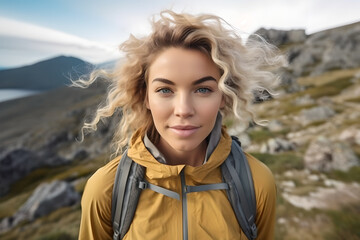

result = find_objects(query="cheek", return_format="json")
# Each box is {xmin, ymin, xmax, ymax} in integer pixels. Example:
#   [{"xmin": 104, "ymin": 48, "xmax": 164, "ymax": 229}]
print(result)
[
  {"xmin": 147, "ymin": 97, "xmax": 171, "ymax": 119},
  {"xmin": 197, "ymin": 95, "xmax": 223, "ymax": 114}
]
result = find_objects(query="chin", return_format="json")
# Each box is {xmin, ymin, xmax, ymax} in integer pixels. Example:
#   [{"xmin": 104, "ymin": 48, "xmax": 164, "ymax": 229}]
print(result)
[{"xmin": 170, "ymin": 140, "xmax": 205, "ymax": 153}]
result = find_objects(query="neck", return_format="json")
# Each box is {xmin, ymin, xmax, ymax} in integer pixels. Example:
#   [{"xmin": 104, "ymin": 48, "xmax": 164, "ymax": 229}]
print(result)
[{"xmin": 157, "ymin": 139, "xmax": 207, "ymax": 167}]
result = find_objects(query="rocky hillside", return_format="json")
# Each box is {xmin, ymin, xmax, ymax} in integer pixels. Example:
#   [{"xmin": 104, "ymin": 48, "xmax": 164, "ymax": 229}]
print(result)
[{"xmin": 1, "ymin": 22, "xmax": 360, "ymax": 240}]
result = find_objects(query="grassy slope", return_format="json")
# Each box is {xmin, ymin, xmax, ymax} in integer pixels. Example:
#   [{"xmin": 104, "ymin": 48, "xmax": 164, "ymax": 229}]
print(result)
[{"xmin": 251, "ymin": 67, "xmax": 360, "ymax": 240}]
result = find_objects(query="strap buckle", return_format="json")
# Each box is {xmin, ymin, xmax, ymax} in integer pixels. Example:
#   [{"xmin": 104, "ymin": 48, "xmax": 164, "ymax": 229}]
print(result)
[
  {"xmin": 250, "ymin": 223, "xmax": 257, "ymax": 239},
  {"xmin": 138, "ymin": 181, "xmax": 148, "ymax": 189},
  {"xmin": 113, "ymin": 230, "xmax": 120, "ymax": 240}
]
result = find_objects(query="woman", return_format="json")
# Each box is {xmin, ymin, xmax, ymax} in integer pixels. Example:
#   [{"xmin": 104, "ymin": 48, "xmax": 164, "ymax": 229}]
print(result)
[{"xmin": 78, "ymin": 10, "xmax": 284, "ymax": 240}]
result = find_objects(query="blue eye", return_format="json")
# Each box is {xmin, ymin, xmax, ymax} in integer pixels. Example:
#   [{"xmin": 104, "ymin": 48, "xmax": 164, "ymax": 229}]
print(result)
[
  {"xmin": 196, "ymin": 88, "xmax": 211, "ymax": 94},
  {"xmin": 157, "ymin": 88, "xmax": 172, "ymax": 94}
]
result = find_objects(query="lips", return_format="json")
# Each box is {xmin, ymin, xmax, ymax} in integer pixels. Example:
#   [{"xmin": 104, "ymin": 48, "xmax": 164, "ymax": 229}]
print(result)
[{"xmin": 169, "ymin": 125, "xmax": 200, "ymax": 137}]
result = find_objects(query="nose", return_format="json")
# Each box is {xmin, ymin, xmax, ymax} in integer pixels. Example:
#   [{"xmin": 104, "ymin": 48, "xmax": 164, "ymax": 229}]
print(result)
[{"xmin": 174, "ymin": 93, "xmax": 195, "ymax": 118}]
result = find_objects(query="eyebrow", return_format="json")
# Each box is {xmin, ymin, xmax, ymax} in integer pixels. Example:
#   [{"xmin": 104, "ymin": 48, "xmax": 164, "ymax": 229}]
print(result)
[{"xmin": 152, "ymin": 76, "xmax": 217, "ymax": 85}]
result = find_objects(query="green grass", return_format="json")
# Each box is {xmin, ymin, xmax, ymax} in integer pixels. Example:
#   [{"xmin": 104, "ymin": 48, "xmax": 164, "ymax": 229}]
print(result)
[
  {"xmin": 281, "ymin": 103, "xmax": 317, "ymax": 115},
  {"xmin": 0, "ymin": 191, "xmax": 32, "ymax": 219},
  {"xmin": 247, "ymin": 126, "xmax": 291, "ymax": 143},
  {"xmin": 304, "ymin": 120, "xmax": 327, "ymax": 128},
  {"xmin": 274, "ymin": 193, "xmax": 328, "ymax": 240},
  {"xmin": 302, "ymin": 76, "xmax": 353, "ymax": 99},
  {"xmin": 0, "ymin": 205, "xmax": 81, "ymax": 240},
  {"xmin": 324, "ymin": 204, "xmax": 360, "ymax": 239},
  {"xmin": 325, "ymin": 166, "xmax": 360, "ymax": 183},
  {"xmin": 35, "ymin": 232, "xmax": 76, "ymax": 240},
  {"xmin": 250, "ymin": 152, "xmax": 304, "ymax": 173},
  {"xmin": 346, "ymin": 96, "xmax": 360, "ymax": 103},
  {"xmin": 248, "ymin": 128, "xmax": 275, "ymax": 142}
]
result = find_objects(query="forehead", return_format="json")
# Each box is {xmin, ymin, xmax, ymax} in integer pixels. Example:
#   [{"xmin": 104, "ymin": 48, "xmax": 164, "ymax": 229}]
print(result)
[{"xmin": 148, "ymin": 47, "xmax": 220, "ymax": 81}]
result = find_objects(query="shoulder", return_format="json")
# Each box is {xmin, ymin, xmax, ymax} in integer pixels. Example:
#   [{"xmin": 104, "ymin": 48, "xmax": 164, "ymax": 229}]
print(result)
[
  {"xmin": 82, "ymin": 156, "xmax": 121, "ymax": 209},
  {"xmin": 245, "ymin": 152, "xmax": 276, "ymax": 204},
  {"xmin": 244, "ymin": 153, "xmax": 277, "ymax": 238},
  {"xmin": 79, "ymin": 156, "xmax": 121, "ymax": 240}
]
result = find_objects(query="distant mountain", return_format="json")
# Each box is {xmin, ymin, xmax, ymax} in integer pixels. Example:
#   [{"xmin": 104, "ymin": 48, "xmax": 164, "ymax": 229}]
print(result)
[
  {"xmin": 0, "ymin": 56, "xmax": 94, "ymax": 90},
  {"xmin": 96, "ymin": 59, "xmax": 118, "ymax": 70}
]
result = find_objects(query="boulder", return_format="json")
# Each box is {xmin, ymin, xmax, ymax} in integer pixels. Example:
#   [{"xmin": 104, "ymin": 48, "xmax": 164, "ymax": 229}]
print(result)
[
  {"xmin": 0, "ymin": 149, "xmax": 40, "ymax": 196},
  {"xmin": 260, "ymin": 137, "xmax": 296, "ymax": 154},
  {"xmin": 267, "ymin": 120, "xmax": 284, "ymax": 132},
  {"xmin": 304, "ymin": 136, "xmax": 359, "ymax": 172},
  {"xmin": 278, "ymin": 69, "xmax": 303, "ymax": 92},
  {"xmin": 338, "ymin": 127, "xmax": 360, "ymax": 145},
  {"xmin": 0, "ymin": 180, "xmax": 80, "ymax": 233},
  {"xmin": 237, "ymin": 133, "xmax": 251, "ymax": 149},
  {"xmin": 299, "ymin": 106, "xmax": 335, "ymax": 126}
]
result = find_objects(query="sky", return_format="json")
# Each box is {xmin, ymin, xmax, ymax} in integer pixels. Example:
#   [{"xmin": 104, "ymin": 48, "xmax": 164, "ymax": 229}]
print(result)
[{"xmin": 0, "ymin": 0, "xmax": 359, "ymax": 68}]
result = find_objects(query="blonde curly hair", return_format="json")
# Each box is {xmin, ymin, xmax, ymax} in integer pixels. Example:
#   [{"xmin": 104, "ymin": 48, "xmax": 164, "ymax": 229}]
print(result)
[{"xmin": 74, "ymin": 10, "xmax": 285, "ymax": 156}]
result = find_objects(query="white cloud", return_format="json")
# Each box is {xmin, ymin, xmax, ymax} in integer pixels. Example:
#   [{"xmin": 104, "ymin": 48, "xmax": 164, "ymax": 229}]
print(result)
[
  {"xmin": 1, "ymin": 0, "xmax": 359, "ymax": 68},
  {"xmin": 0, "ymin": 17, "xmax": 120, "ymax": 68}
]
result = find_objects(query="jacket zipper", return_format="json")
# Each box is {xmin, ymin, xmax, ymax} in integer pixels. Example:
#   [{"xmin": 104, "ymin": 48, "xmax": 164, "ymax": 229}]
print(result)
[{"xmin": 180, "ymin": 170, "xmax": 188, "ymax": 240}]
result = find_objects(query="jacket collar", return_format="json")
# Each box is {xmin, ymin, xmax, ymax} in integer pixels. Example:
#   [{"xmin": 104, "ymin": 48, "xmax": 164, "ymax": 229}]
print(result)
[
  {"xmin": 127, "ymin": 114, "xmax": 232, "ymax": 180},
  {"xmin": 143, "ymin": 112, "xmax": 223, "ymax": 165}
]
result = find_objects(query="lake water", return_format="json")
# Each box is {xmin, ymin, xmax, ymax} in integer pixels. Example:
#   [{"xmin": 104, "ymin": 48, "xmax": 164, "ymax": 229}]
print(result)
[{"xmin": 0, "ymin": 89, "xmax": 41, "ymax": 103}]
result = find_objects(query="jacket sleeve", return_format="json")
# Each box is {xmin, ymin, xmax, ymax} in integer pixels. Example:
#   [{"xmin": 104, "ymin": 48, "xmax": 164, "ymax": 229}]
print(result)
[
  {"xmin": 79, "ymin": 158, "xmax": 120, "ymax": 240},
  {"xmin": 246, "ymin": 153, "xmax": 277, "ymax": 240}
]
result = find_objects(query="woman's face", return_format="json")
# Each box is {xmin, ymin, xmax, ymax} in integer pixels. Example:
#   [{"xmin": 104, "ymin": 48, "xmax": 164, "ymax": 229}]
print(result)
[{"xmin": 146, "ymin": 47, "xmax": 224, "ymax": 155}]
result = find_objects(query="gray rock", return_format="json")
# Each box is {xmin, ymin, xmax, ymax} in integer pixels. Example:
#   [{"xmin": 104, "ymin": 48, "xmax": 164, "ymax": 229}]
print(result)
[
  {"xmin": 0, "ymin": 180, "xmax": 80, "ymax": 233},
  {"xmin": 287, "ymin": 23, "xmax": 360, "ymax": 77},
  {"xmin": 304, "ymin": 137, "xmax": 359, "ymax": 172},
  {"xmin": 254, "ymin": 28, "xmax": 306, "ymax": 47},
  {"xmin": 237, "ymin": 133, "xmax": 251, "ymax": 149},
  {"xmin": 278, "ymin": 69, "xmax": 303, "ymax": 92},
  {"xmin": 260, "ymin": 137, "xmax": 296, "ymax": 154},
  {"xmin": 0, "ymin": 149, "xmax": 40, "ymax": 196},
  {"xmin": 0, "ymin": 218, "xmax": 11, "ymax": 234},
  {"xmin": 299, "ymin": 106, "xmax": 335, "ymax": 126},
  {"xmin": 339, "ymin": 127, "xmax": 360, "ymax": 145},
  {"xmin": 45, "ymin": 131, "xmax": 71, "ymax": 148},
  {"xmin": 72, "ymin": 149, "xmax": 89, "ymax": 161},
  {"xmin": 288, "ymin": 45, "xmax": 323, "ymax": 77},
  {"xmin": 293, "ymin": 94, "xmax": 315, "ymax": 106},
  {"xmin": 267, "ymin": 120, "xmax": 284, "ymax": 132},
  {"xmin": 0, "ymin": 148, "xmax": 69, "ymax": 197},
  {"xmin": 282, "ymin": 181, "xmax": 360, "ymax": 210},
  {"xmin": 288, "ymin": 30, "xmax": 307, "ymax": 44}
]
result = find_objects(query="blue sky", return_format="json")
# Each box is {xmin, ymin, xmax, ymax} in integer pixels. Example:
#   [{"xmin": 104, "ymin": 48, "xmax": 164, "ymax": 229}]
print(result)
[{"xmin": 0, "ymin": 0, "xmax": 359, "ymax": 68}]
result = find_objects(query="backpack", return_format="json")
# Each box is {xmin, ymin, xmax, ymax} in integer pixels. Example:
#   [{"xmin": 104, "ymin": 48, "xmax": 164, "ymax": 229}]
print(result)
[{"xmin": 111, "ymin": 137, "xmax": 257, "ymax": 240}]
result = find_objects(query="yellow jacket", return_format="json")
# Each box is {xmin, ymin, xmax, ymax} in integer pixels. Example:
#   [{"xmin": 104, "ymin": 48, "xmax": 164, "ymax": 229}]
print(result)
[{"xmin": 79, "ymin": 128, "xmax": 276, "ymax": 239}]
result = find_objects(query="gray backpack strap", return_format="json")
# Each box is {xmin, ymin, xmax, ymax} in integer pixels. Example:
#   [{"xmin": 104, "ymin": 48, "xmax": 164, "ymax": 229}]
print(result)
[
  {"xmin": 139, "ymin": 180, "xmax": 180, "ymax": 200},
  {"xmin": 221, "ymin": 138, "xmax": 257, "ymax": 240},
  {"xmin": 111, "ymin": 150, "xmax": 145, "ymax": 240}
]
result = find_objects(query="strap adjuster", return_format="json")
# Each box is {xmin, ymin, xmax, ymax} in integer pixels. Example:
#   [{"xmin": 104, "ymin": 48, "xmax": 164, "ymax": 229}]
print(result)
[
  {"xmin": 138, "ymin": 181, "xmax": 148, "ymax": 189},
  {"xmin": 250, "ymin": 223, "xmax": 257, "ymax": 239},
  {"xmin": 113, "ymin": 230, "xmax": 120, "ymax": 240}
]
